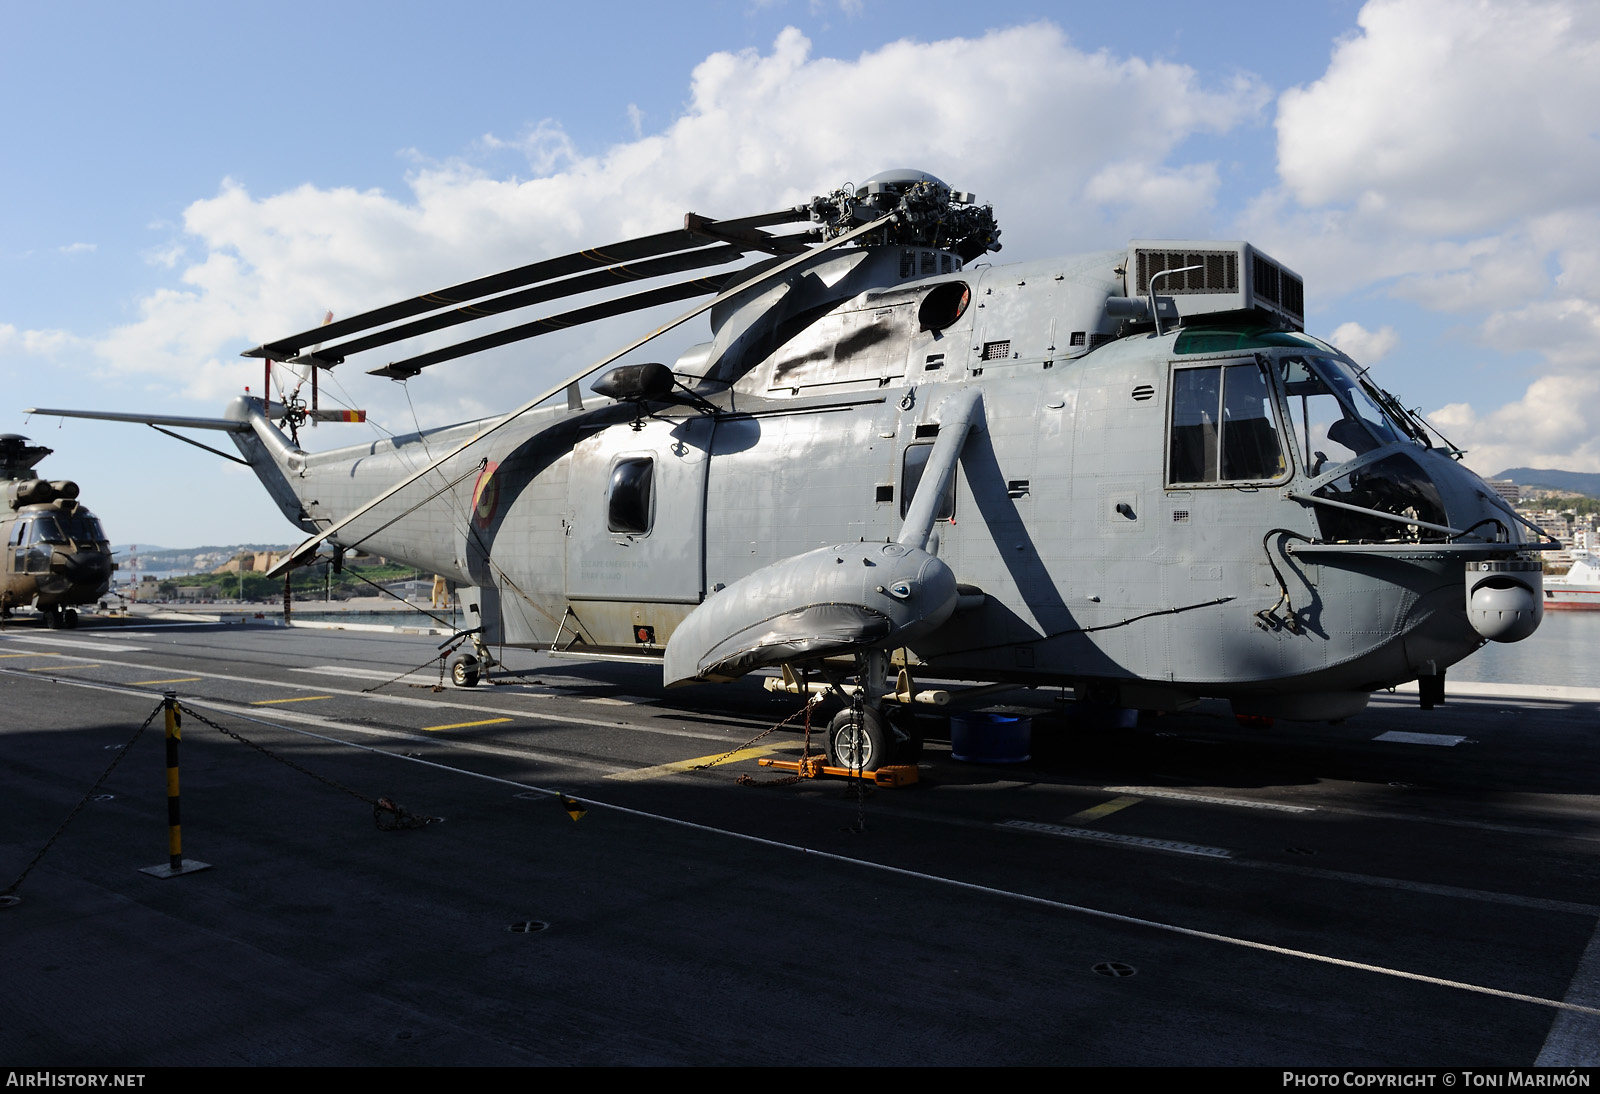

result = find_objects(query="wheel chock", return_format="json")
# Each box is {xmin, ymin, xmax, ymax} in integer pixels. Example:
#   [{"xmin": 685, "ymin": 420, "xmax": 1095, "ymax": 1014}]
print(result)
[{"xmin": 757, "ymin": 756, "xmax": 919, "ymax": 787}]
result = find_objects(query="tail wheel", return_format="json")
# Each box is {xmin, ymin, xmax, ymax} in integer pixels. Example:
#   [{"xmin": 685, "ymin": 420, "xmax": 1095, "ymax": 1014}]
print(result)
[
  {"xmin": 827, "ymin": 708, "xmax": 891, "ymax": 772},
  {"xmin": 450, "ymin": 654, "xmax": 481, "ymax": 688}
]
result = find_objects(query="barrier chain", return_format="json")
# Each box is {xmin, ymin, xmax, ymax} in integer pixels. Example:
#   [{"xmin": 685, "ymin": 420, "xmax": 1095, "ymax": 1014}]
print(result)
[
  {"xmin": 1, "ymin": 700, "xmax": 164, "ymax": 903},
  {"xmin": 178, "ymin": 702, "xmax": 439, "ymax": 830}
]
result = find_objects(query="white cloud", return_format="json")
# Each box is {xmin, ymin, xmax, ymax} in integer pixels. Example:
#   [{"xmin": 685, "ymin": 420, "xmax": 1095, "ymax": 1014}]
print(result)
[
  {"xmin": 0, "ymin": 322, "xmax": 81, "ymax": 357},
  {"xmin": 1325, "ymin": 321, "xmax": 1397, "ymax": 363},
  {"xmin": 1278, "ymin": 0, "xmax": 1600, "ymax": 236},
  {"xmin": 1479, "ymin": 297, "xmax": 1600, "ymax": 367},
  {"xmin": 1255, "ymin": 1, "xmax": 1600, "ymax": 473},
  {"xmin": 145, "ymin": 242, "xmax": 187, "ymax": 269},
  {"xmin": 85, "ymin": 24, "xmax": 1267, "ymax": 424},
  {"xmin": 1432, "ymin": 373, "xmax": 1600, "ymax": 477},
  {"xmin": 58, "ymin": 242, "xmax": 95, "ymax": 254}
]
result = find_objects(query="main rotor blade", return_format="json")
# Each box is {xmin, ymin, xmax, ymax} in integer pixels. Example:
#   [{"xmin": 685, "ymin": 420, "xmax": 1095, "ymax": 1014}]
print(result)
[
  {"xmin": 366, "ymin": 273, "xmax": 736, "ymax": 379},
  {"xmin": 244, "ymin": 207, "xmax": 810, "ymax": 361},
  {"xmin": 297, "ymin": 243, "xmax": 748, "ymax": 368},
  {"xmin": 264, "ymin": 209, "xmax": 896, "ymax": 579}
]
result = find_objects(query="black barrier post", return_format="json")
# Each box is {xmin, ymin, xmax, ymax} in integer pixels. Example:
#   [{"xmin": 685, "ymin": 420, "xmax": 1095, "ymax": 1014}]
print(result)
[{"xmin": 140, "ymin": 692, "xmax": 211, "ymax": 879}]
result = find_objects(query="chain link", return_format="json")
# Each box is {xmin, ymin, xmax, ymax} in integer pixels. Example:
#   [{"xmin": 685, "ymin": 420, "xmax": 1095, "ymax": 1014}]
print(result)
[
  {"xmin": 2, "ymin": 701, "xmax": 163, "ymax": 899},
  {"xmin": 180, "ymin": 703, "xmax": 439, "ymax": 830},
  {"xmin": 847, "ymin": 674, "xmax": 870, "ymax": 831},
  {"xmin": 691, "ymin": 695, "xmax": 821, "ymax": 786},
  {"xmin": 734, "ymin": 694, "xmax": 826, "ymax": 788}
]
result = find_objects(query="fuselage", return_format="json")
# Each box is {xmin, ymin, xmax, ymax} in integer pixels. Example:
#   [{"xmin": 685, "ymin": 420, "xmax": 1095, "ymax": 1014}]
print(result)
[
  {"xmin": 237, "ymin": 242, "xmax": 1543, "ymax": 716},
  {"xmin": 1, "ymin": 488, "xmax": 114, "ymax": 621}
]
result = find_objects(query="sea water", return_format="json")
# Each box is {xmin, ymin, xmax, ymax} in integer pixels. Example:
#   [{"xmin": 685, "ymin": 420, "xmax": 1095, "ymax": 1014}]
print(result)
[{"xmin": 1447, "ymin": 609, "xmax": 1600, "ymax": 688}]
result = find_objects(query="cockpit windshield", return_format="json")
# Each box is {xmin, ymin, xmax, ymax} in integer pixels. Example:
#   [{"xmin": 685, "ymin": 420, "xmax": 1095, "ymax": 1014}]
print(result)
[
  {"xmin": 1277, "ymin": 354, "xmax": 1419, "ymax": 477},
  {"xmin": 30, "ymin": 512, "xmax": 106, "ymax": 544}
]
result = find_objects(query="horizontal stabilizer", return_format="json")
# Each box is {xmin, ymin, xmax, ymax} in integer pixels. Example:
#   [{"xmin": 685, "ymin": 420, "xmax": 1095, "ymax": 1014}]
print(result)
[{"xmin": 26, "ymin": 407, "xmax": 251, "ymax": 433}]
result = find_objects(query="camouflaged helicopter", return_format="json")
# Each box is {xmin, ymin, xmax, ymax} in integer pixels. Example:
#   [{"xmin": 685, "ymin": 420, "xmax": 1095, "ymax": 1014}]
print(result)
[
  {"xmin": 32, "ymin": 169, "xmax": 1553, "ymax": 769},
  {"xmin": 0, "ymin": 434, "xmax": 115, "ymax": 627}
]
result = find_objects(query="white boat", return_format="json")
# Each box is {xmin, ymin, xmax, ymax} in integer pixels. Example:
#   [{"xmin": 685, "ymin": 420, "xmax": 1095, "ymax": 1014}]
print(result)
[{"xmin": 1545, "ymin": 550, "xmax": 1600, "ymax": 610}]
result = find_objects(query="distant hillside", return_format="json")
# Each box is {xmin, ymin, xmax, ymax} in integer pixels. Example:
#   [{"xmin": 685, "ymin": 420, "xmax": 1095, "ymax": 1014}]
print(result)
[
  {"xmin": 1494, "ymin": 468, "xmax": 1600, "ymax": 498},
  {"xmin": 112, "ymin": 544, "xmax": 292, "ymax": 573}
]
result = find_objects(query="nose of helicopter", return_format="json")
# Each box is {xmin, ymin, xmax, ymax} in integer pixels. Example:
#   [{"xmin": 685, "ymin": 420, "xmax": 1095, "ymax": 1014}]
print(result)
[
  {"xmin": 1414, "ymin": 454, "xmax": 1545, "ymax": 645},
  {"xmin": 54, "ymin": 549, "xmax": 112, "ymax": 587}
]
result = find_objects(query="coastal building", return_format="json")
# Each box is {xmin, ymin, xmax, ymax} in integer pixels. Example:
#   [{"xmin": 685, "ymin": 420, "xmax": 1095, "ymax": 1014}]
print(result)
[{"xmin": 1486, "ymin": 478, "xmax": 1521, "ymax": 505}]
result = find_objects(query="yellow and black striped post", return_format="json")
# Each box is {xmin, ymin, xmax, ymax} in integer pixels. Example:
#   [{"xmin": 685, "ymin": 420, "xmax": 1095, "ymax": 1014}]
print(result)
[{"xmin": 140, "ymin": 692, "xmax": 211, "ymax": 879}]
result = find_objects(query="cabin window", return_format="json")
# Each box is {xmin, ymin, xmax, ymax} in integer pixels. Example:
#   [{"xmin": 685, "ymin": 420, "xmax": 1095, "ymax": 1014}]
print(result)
[
  {"xmin": 1168, "ymin": 361, "xmax": 1286, "ymax": 485},
  {"xmin": 606, "ymin": 457, "xmax": 654, "ymax": 534},
  {"xmin": 900, "ymin": 443, "xmax": 956, "ymax": 520},
  {"xmin": 918, "ymin": 281, "xmax": 970, "ymax": 332},
  {"xmin": 11, "ymin": 519, "xmax": 51, "ymax": 574}
]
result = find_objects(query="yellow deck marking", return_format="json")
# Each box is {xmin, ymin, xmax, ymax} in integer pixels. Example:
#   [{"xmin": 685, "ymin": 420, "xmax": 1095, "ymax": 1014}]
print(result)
[
  {"xmin": 1070, "ymin": 795, "xmax": 1143, "ymax": 823},
  {"xmin": 27, "ymin": 664, "xmax": 98, "ymax": 671},
  {"xmin": 128, "ymin": 677, "xmax": 203, "ymax": 686},
  {"xmin": 249, "ymin": 695, "xmax": 334, "ymax": 706},
  {"xmin": 0, "ymin": 652, "xmax": 48, "ymax": 658},
  {"xmin": 607, "ymin": 746, "xmax": 772, "ymax": 782},
  {"xmin": 421, "ymin": 717, "xmax": 513, "ymax": 732}
]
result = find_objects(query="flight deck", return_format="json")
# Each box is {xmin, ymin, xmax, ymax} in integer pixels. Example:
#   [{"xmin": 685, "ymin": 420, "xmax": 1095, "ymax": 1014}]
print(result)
[{"xmin": 2, "ymin": 615, "xmax": 1597, "ymax": 1066}]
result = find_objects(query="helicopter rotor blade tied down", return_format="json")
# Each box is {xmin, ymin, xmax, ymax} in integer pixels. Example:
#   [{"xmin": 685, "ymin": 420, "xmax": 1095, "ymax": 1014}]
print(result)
[{"xmin": 264, "ymin": 207, "xmax": 902, "ymax": 578}]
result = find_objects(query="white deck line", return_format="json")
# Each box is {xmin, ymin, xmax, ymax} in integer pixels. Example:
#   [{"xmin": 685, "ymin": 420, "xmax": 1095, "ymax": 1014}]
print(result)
[
  {"xmin": 1536, "ymin": 915, "xmax": 1600, "ymax": 1065},
  {"xmin": 1388, "ymin": 680, "xmax": 1600, "ymax": 703}
]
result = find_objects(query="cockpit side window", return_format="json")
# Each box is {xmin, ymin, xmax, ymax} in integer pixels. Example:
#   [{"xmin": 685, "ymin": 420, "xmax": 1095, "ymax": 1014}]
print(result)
[
  {"xmin": 1168, "ymin": 361, "xmax": 1286, "ymax": 485},
  {"xmin": 29, "ymin": 515, "xmax": 64, "ymax": 544},
  {"xmin": 1279, "ymin": 354, "xmax": 1409, "ymax": 477}
]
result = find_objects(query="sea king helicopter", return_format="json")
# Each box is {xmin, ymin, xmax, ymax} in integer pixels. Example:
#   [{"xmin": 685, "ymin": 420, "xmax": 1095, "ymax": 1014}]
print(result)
[
  {"xmin": 32, "ymin": 169, "xmax": 1553, "ymax": 769},
  {"xmin": 1, "ymin": 434, "xmax": 115, "ymax": 626}
]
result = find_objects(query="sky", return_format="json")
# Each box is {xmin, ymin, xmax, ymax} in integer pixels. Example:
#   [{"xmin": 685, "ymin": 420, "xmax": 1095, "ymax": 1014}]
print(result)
[{"xmin": 3, "ymin": 0, "xmax": 1598, "ymax": 547}]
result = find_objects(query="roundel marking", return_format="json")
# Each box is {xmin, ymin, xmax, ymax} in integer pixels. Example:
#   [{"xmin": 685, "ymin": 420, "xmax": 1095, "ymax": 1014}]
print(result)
[{"xmin": 472, "ymin": 461, "xmax": 501, "ymax": 529}]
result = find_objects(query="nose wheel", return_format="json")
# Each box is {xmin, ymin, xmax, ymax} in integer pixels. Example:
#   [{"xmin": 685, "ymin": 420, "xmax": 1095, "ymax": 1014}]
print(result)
[
  {"xmin": 826, "ymin": 708, "xmax": 891, "ymax": 772},
  {"xmin": 41, "ymin": 606, "xmax": 76, "ymax": 629}
]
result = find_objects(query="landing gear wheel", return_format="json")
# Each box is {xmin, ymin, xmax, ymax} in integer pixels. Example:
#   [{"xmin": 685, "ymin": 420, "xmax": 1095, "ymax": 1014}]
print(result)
[
  {"xmin": 62, "ymin": 608, "xmax": 78, "ymax": 629},
  {"xmin": 42, "ymin": 606, "xmax": 62, "ymax": 629},
  {"xmin": 827, "ymin": 708, "xmax": 891, "ymax": 772},
  {"xmin": 450, "ymin": 654, "xmax": 481, "ymax": 688}
]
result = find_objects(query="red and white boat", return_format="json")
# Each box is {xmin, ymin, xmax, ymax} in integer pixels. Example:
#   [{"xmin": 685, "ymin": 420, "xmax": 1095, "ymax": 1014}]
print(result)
[{"xmin": 1545, "ymin": 550, "xmax": 1600, "ymax": 610}]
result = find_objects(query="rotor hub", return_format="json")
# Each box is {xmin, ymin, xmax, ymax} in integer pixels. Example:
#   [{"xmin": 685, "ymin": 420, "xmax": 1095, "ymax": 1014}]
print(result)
[{"xmin": 808, "ymin": 168, "xmax": 1002, "ymax": 261}]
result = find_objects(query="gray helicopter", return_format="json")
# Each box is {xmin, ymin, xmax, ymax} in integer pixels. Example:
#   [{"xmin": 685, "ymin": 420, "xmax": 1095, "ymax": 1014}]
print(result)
[{"xmin": 33, "ymin": 169, "xmax": 1552, "ymax": 769}]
